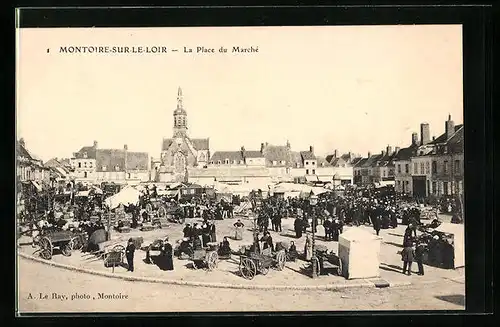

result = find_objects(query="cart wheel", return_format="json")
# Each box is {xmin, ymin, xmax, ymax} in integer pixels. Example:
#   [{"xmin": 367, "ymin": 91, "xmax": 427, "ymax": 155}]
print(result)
[
  {"xmin": 206, "ymin": 251, "xmax": 218, "ymax": 271},
  {"xmin": 239, "ymin": 257, "xmax": 256, "ymax": 280},
  {"xmin": 275, "ymin": 250, "xmax": 286, "ymax": 271},
  {"xmin": 39, "ymin": 237, "xmax": 52, "ymax": 260},
  {"xmin": 337, "ymin": 258, "xmax": 343, "ymax": 277},
  {"xmin": 145, "ymin": 203, "xmax": 153, "ymax": 214},
  {"xmin": 311, "ymin": 257, "xmax": 321, "ymax": 277},
  {"xmin": 61, "ymin": 241, "xmax": 72, "ymax": 257}
]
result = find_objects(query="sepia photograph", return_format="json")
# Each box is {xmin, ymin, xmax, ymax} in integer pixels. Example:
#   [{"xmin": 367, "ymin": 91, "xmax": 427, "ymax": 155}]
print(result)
[{"xmin": 16, "ymin": 25, "xmax": 465, "ymax": 313}]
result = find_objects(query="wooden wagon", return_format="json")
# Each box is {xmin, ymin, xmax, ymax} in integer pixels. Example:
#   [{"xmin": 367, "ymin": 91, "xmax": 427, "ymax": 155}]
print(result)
[
  {"xmin": 35, "ymin": 230, "xmax": 75, "ymax": 260},
  {"xmin": 190, "ymin": 243, "xmax": 219, "ymax": 271},
  {"xmin": 238, "ymin": 247, "xmax": 286, "ymax": 280},
  {"xmin": 309, "ymin": 245, "xmax": 343, "ymax": 277}
]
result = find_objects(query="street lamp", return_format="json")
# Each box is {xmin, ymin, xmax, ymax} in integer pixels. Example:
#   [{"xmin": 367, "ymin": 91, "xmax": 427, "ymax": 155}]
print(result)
[
  {"xmin": 309, "ymin": 191, "xmax": 318, "ymax": 278},
  {"xmin": 252, "ymin": 198, "xmax": 262, "ymax": 254}
]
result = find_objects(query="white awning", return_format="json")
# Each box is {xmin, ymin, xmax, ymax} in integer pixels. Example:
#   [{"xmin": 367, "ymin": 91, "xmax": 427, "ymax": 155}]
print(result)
[{"xmin": 305, "ymin": 175, "xmax": 319, "ymax": 182}]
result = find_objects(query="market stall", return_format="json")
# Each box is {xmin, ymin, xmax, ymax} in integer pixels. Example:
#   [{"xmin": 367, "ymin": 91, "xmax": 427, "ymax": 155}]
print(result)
[
  {"xmin": 338, "ymin": 227, "xmax": 382, "ymax": 279},
  {"xmin": 104, "ymin": 186, "xmax": 140, "ymax": 210}
]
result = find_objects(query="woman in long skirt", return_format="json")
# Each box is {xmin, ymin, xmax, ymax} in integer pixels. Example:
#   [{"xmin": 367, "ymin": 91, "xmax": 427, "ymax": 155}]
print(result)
[
  {"xmin": 304, "ymin": 234, "xmax": 313, "ymax": 261},
  {"xmin": 233, "ymin": 219, "xmax": 244, "ymax": 240},
  {"xmin": 209, "ymin": 222, "xmax": 217, "ymax": 243},
  {"xmin": 158, "ymin": 239, "xmax": 174, "ymax": 271}
]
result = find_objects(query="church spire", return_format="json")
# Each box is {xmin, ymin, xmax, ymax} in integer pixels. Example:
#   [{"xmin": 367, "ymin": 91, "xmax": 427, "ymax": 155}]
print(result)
[
  {"xmin": 173, "ymin": 86, "xmax": 188, "ymax": 137},
  {"xmin": 177, "ymin": 86, "xmax": 183, "ymax": 109}
]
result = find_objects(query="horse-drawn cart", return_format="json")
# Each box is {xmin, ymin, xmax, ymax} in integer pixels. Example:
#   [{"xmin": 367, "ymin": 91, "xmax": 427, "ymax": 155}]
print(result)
[
  {"xmin": 35, "ymin": 230, "xmax": 75, "ymax": 260},
  {"xmin": 308, "ymin": 245, "xmax": 343, "ymax": 277},
  {"xmin": 191, "ymin": 243, "xmax": 219, "ymax": 271},
  {"xmin": 238, "ymin": 247, "xmax": 286, "ymax": 280}
]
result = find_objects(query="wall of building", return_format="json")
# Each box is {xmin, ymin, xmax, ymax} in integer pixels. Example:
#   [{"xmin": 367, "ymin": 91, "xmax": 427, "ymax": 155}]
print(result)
[{"xmin": 394, "ymin": 159, "xmax": 413, "ymax": 194}]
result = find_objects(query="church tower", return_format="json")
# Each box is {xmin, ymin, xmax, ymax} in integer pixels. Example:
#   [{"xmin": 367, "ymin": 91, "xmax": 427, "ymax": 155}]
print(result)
[{"xmin": 173, "ymin": 87, "xmax": 188, "ymax": 137}]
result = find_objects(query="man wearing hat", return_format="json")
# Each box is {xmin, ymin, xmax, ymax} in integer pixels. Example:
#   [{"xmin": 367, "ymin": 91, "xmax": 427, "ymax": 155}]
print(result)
[{"xmin": 126, "ymin": 238, "xmax": 136, "ymax": 272}]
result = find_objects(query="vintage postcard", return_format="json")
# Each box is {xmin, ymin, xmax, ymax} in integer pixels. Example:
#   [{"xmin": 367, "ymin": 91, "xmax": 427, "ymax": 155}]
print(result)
[{"xmin": 16, "ymin": 25, "xmax": 465, "ymax": 313}]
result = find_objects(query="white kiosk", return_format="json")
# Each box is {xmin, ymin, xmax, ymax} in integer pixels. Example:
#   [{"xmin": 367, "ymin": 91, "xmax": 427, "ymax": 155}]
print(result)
[{"xmin": 338, "ymin": 227, "xmax": 382, "ymax": 279}]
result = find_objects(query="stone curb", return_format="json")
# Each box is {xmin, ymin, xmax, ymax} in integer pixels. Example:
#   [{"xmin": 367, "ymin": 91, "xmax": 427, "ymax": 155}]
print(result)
[{"xmin": 19, "ymin": 252, "xmax": 395, "ymax": 291}]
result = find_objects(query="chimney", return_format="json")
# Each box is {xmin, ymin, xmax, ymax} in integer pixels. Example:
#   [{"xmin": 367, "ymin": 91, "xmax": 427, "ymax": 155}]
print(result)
[
  {"xmin": 381, "ymin": 150, "xmax": 386, "ymax": 156},
  {"xmin": 93, "ymin": 140, "xmax": 98, "ymax": 148},
  {"xmin": 395, "ymin": 147, "xmax": 400, "ymax": 154},
  {"xmin": 432, "ymin": 136, "xmax": 436, "ymax": 141},
  {"xmin": 241, "ymin": 146, "xmax": 245, "ymax": 152},
  {"xmin": 334, "ymin": 149, "xmax": 338, "ymax": 158},
  {"xmin": 19, "ymin": 138, "xmax": 25, "ymax": 147},
  {"xmin": 309, "ymin": 145, "xmax": 314, "ymax": 154},
  {"xmin": 386, "ymin": 145, "xmax": 392, "ymax": 156},
  {"xmin": 445, "ymin": 114, "xmax": 455, "ymax": 140},
  {"xmin": 260, "ymin": 143, "xmax": 265, "ymax": 153},
  {"xmin": 367, "ymin": 151, "xmax": 371, "ymax": 157},
  {"xmin": 286, "ymin": 140, "xmax": 291, "ymax": 149},
  {"xmin": 420, "ymin": 123, "xmax": 430, "ymax": 145},
  {"xmin": 411, "ymin": 132, "xmax": 419, "ymax": 146},
  {"xmin": 124, "ymin": 144, "xmax": 128, "ymax": 151}
]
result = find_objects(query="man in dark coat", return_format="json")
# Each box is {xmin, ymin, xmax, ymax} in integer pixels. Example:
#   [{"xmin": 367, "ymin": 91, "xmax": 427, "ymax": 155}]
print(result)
[
  {"xmin": 260, "ymin": 232, "xmax": 274, "ymax": 251},
  {"xmin": 415, "ymin": 241, "xmax": 427, "ymax": 275},
  {"xmin": 373, "ymin": 215, "xmax": 382, "ymax": 236},
  {"xmin": 183, "ymin": 224, "xmax": 192, "ymax": 239},
  {"xmin": 275, "ymin": 211, "xmax": 282, "ymax": 232},
  {"xmin": 125, "ymin": 238, "xmax": 136, "ymax": 272},
  {"xmin": 401, "ymin": 241, "xmax": 415, "ymax": 275},
  {"xmin": 323, "ymin": 218, "xmax": 332, "ymax": 241},
  {"xmin": 294, "ymin": 217, "xmax": 303, "ymax": 238}
]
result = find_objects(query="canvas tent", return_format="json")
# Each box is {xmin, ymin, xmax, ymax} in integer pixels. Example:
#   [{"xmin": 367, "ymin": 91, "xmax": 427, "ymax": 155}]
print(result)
[
  {"xmin": 433, "ymin": 223, "xmax": 465, "ymax": 268},
  {"xmin": 104, "ymin": 186, "xmax": 140, "ymax": 210},
  {"xmin": 338, "ymin": 227, "xmax": 382, "ymax": 279}
]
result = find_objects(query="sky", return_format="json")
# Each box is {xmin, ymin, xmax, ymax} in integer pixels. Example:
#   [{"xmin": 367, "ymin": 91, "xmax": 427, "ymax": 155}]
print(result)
[{"xmin": 16, "ymin": 25, "xmax": 463, "ymax": 162}]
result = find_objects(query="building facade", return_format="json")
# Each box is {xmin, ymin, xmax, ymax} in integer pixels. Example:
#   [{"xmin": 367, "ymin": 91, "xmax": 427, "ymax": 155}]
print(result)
[
  {"xmin": 17, "ymin": 138, "xmax": 50, "ymax": 185},
  {"xmin": 409, "ymin": 116, "xmax": 464, "ymax": 197},
  {"xmin": 71, "ymin": 141, "xmax": 149, "ymax": 185},
  {"xmin": 353, "ymin": 146, "xmax": 397, "ymax": 186},
  {"xmin": 157, "ymin": 87, "xmax": 210, "ymax": 182}
]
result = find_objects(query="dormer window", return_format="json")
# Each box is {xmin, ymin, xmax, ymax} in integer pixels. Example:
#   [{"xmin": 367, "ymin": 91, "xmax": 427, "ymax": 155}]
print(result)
[
  {"xmin": 239, "ymin": 160, "xmax": 244, "ymax": 164},
  {"xmin": 217, "ymin": 160, "xmax": 221, "ymax": 165},
  {"xmin": 296, "ymin": 163, "xmax": 300, "ymax": 168},
  {"xmin": 280, "ymin": 160, "xmax": 286, "ymax": 165},
  {"xmin": 210, "ymin": 161, "xmax": 214, "ymax": 164},
  {"xmin": 225, "ymin": 159, "xmax": 229, "ymax": 164},
  {"xmin": 115, "ymin": 165, "xmax": 120, "ymax": 171},
  {"xmin": 273, "ymin": 161, "xmax": 277, "ymax": 166},
  {"xmin": 102, "ymin": 166, "xmax": 107, "ymax": 171},
  {"xmin": 83, "ymin": 152, "xmax": 88, "ymax": 158}
]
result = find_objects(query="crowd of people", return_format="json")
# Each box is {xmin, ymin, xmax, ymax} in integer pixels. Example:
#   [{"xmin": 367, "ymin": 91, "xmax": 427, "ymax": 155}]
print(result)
[{"xmin": 19, "ymin": 181, "xmax": 463, "ymax": 278}]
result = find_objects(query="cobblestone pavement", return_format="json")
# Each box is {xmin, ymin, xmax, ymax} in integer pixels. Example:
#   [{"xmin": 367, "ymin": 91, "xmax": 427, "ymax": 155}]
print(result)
[
  {"xmin": 17, "ymin": 258, "xmax": 465, "ymax": 312},
  {"xmin": 18, "ymin": 214, "xmax": 464, "ymax": 288}
]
